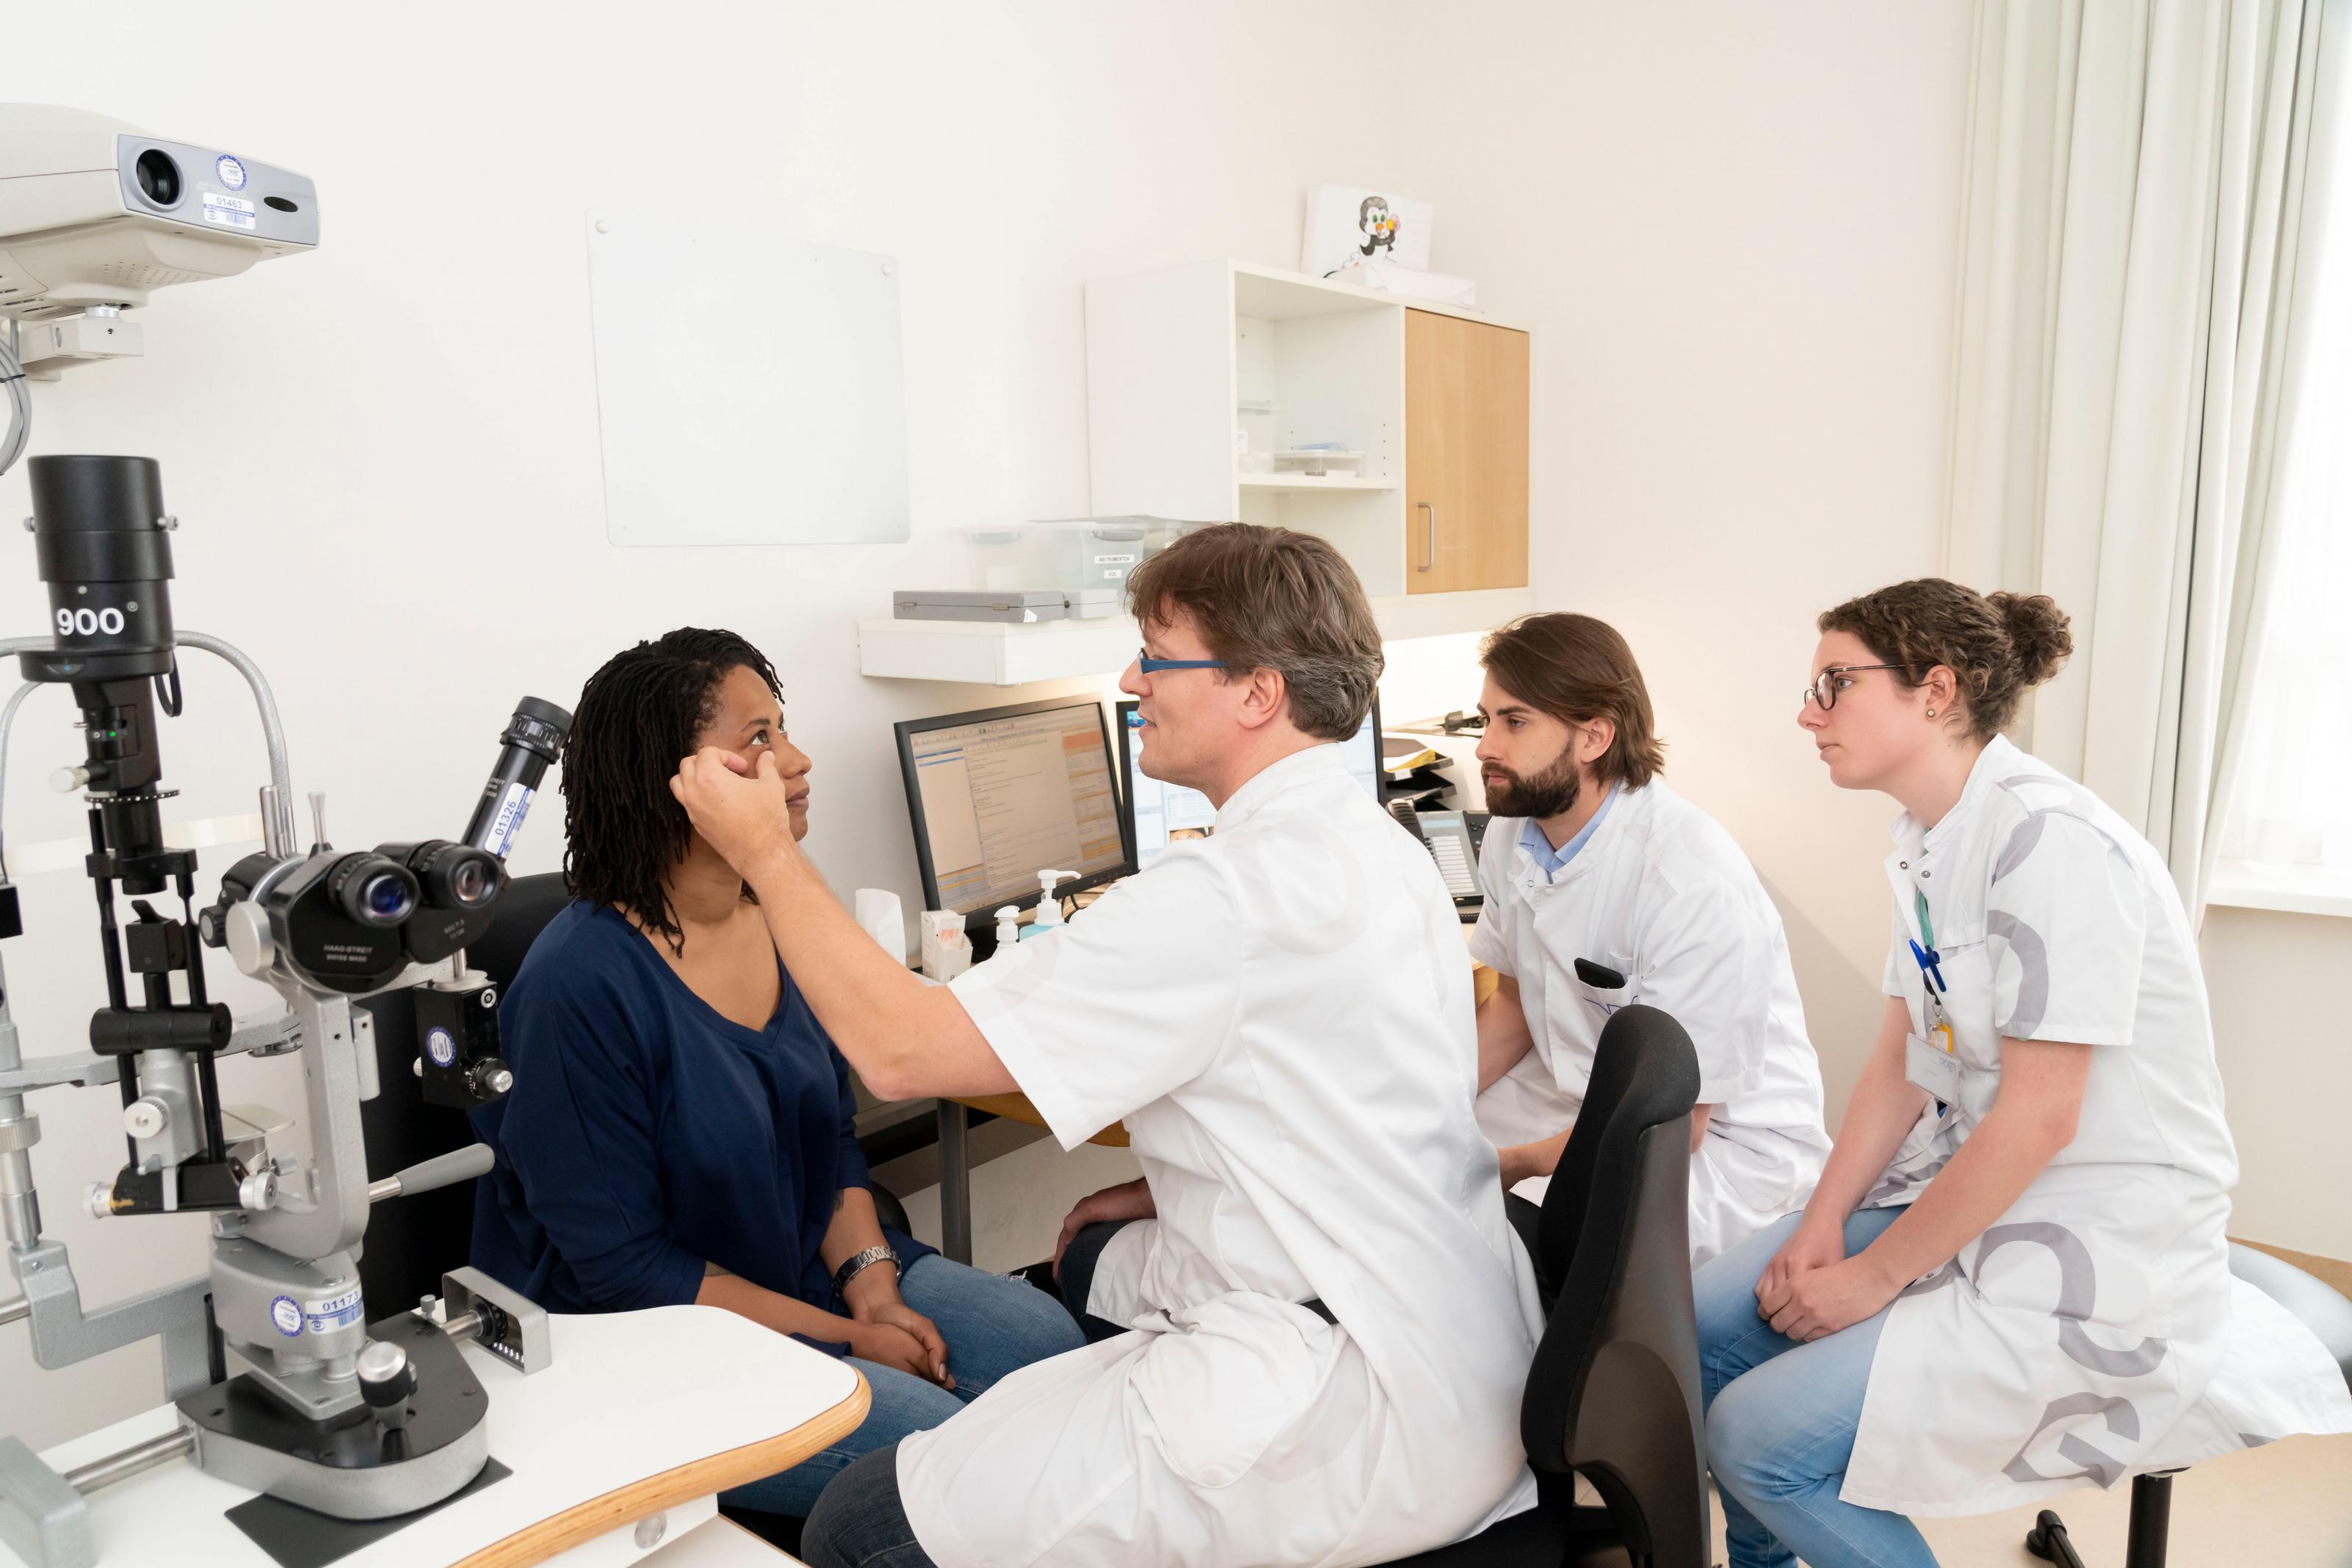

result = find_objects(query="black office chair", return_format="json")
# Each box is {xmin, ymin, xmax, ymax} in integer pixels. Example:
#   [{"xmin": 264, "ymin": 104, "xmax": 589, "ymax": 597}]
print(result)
[
  {"xmin": 359, "ymin": 871, "xmax": 917, "ymax": 1314},
  {"xmin": 2026, "ymin": 1243, "xmax": 2352, "ymax": 1568},
  {"xmin": 1385, "ymin": 1004, "xmax": 1709, "ymax": 1568}
]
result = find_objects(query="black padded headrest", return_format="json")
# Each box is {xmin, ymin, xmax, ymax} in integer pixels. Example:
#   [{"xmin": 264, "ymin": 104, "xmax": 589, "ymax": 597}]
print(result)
[{"xmin": 468, "ymin": 871, "xmax": 573, "ymax": 993}]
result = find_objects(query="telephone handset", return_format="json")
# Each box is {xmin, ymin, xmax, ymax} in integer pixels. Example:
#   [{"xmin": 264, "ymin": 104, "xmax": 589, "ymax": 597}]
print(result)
[{"xmin": 1389, "ymin": 800, "xmax": 1485, "ymax": 905}]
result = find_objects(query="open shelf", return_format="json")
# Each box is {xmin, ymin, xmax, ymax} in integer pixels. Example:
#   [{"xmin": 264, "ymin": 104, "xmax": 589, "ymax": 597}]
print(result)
[
  {"xmin": 1236, "ymin": 472, "xmax": 1399, "ymax": 493},
  {"xmin": 857, "ymin": 586, "xmax": 1533, "ymax": 686}
]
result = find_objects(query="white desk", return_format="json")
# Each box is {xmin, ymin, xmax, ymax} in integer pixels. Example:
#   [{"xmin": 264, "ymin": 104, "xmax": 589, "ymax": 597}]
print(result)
[
  {"xmin": 639, "ymin": 1517, "xmax": 800, "ymax": 1566},
  {"xmin": 4, "ymin": 1305, "xmax": 865, "ymax": 1568}
]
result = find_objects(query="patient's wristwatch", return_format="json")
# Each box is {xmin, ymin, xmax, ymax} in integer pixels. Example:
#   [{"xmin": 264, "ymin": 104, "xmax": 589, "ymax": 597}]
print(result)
[{"xmin": 833, "ymin": 1244, "xmax": 902, "ymax": 1296}]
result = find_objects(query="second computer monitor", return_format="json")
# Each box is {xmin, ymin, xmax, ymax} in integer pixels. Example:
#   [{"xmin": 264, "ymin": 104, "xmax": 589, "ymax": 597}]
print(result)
[{"xmin": 1116, "ymin": 694, "xmax": 1383, "ymax": 869}]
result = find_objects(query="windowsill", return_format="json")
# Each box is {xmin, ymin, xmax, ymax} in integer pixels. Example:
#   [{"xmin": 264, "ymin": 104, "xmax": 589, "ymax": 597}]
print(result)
[{"xmin": 2206, "ymin": 860, "xmax": 2352, "ymax": 921}]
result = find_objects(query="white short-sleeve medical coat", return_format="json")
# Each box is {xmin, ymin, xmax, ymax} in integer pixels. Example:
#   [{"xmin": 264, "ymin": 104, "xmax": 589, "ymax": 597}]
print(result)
[
  {"xmin": 1845, "ymin": 736, "xmax": 2351, "ymax": 1515},
  {"xmin": 1468, "ymin": 779, "xmax": 1830, "ymax": 1263},
  {"xmin": 899, "ymin": 743, "xmax": 1546, "ymax": 1567}
]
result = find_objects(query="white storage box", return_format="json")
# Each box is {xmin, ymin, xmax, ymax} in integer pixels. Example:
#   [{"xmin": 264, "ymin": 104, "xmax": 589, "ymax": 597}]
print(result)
[{"xmin": 969, "ymin": 517, "xmax": 1197, "ymax": 594}]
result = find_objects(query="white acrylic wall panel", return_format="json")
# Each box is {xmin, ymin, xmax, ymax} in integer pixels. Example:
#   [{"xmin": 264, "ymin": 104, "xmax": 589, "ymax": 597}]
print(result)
[
  {"xmin": 1084, "ymin": 260, "xmax": 1234, "ymax": 521},
  {"xmin": 585, "ymin": 210, "xmax": 911, "ymax": 546}
]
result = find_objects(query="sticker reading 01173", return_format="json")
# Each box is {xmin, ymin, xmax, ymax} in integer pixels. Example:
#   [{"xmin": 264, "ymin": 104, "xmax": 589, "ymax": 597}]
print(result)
[{"xmin": 304, "ymin": 1287, "xmax": 365, "ymax": 1335}]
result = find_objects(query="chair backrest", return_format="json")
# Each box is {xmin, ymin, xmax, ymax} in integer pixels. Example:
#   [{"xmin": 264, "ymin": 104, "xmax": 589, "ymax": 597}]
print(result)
[
  {"xmin": 356, "ymin": 871, "xmax": 572, "ymax": 1314},
  {"xmin": 1520, "ymin": 1004, "xmax": 1708, "ymax": 1568}
]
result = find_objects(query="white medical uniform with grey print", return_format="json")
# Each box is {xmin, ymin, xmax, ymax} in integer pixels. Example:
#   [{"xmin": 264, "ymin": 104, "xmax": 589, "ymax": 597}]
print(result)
[
  {"xmin": 1468, "ymin": 779, "xmax": 1831, "ymax": 1264},
  {"xmin": 899, "ymin": 744, "xmax": 1545, "ymax": 1567},
  {"xmin": 1842, "ymin": 735, "xmax": 2352, "ymax": 1517}
]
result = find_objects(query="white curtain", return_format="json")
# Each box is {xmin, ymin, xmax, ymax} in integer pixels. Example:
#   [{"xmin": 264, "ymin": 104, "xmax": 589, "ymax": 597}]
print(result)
[{"xmin": 1940, "ymin": 0, "xmax": 2339, "ymax": 918}]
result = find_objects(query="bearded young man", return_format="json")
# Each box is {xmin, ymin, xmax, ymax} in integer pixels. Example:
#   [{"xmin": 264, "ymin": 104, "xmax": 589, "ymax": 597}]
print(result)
[{"xmin": 1468, "ymin": 614, "xmax": 1830, "ymax": 1264}]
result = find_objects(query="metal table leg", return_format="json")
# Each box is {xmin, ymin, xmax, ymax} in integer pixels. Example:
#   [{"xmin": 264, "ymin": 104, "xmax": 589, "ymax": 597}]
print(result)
[{"xmin": 936, "ymin": 1099, "xmax": 972, "ymax": 1265}]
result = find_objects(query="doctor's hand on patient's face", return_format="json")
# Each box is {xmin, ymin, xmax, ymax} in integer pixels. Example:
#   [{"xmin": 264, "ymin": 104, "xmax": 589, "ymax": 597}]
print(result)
[{"xmin": 673, "ymin": 747, "xmax": 802, "ymax": 880}]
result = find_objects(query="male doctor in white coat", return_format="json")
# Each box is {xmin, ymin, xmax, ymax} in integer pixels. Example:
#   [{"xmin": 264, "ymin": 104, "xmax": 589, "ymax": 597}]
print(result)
[
  {"xmin": 673, "ymin": 523, "xmax": 1545, "ymax": 1568},
  {"xmin": 1469, "ymin": 613, "xmax": 1831, "ymax": 1265}
]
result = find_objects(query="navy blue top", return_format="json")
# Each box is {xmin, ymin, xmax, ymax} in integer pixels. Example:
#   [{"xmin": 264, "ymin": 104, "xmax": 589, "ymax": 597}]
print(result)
[{"xmin": 470, "ymin": 901, "xmax": 932, "ymax": 1347}]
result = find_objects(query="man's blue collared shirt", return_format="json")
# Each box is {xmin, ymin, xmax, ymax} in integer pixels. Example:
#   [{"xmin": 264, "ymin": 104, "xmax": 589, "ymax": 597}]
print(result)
[{"xmin": 1519, "ymin": 784, "xmax": 1619, "ymax": 883}]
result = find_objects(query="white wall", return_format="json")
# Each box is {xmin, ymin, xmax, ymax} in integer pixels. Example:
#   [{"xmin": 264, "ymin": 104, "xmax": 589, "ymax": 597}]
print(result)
[
  {"xmin": 2201, "ymin": 907, "xmax": 2352, "ymax": 1261},
  {"xmin": 0, "ymin": 0, "xmax": 1978, "ymax": 1450}
]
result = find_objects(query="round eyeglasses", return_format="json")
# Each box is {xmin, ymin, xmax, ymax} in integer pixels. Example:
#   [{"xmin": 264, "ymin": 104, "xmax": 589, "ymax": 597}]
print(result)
[{"xmin": 1804, "ymin": 663, "xmax": 1922, "ymax": 711}]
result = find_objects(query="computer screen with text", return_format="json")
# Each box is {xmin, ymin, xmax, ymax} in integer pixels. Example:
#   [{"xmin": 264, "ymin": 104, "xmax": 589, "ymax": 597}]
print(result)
[{"xmin": 897, "ymin": 700, "xmax": 1130, "ymax": 918}]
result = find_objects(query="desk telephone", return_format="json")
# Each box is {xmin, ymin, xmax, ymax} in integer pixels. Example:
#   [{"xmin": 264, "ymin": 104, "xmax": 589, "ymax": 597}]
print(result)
[{"xmin": 1389, "ymin": 800, "xmax": 1489, "ymax": 909}]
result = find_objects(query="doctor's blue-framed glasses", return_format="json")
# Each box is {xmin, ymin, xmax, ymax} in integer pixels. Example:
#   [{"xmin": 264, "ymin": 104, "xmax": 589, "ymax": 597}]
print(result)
[
  {"xmin": 1137, "ymin": 650, "xmax": 1230, "ymax": 673},
  {"xmin": 1804, "ymin": 663, "xmax": 1925, "ymax": 711}
]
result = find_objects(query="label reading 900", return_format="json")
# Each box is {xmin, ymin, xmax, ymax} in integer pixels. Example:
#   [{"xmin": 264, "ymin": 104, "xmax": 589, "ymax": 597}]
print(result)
[{"xmin": 56, "ymin": 606, "xmax": 129, "ymax": 638}]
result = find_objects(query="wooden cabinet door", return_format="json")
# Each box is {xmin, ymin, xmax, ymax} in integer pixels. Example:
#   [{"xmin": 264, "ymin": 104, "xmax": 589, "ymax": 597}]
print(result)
[{"xmin": 1404, "ymin": 311, "xmax": 1529, "ymax": 594}]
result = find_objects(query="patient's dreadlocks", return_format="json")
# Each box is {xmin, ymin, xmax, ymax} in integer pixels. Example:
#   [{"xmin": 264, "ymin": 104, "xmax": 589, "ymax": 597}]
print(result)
[{"xmin": 562, "ymin": 627, "xmax": 784, "ymax": 954}]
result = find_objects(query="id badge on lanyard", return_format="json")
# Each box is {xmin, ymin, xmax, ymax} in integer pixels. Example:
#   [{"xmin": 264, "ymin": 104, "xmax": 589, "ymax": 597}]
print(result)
[{"xmin": 1906, "ymin": 888, "xmax": 1960, "ymax": 1107}]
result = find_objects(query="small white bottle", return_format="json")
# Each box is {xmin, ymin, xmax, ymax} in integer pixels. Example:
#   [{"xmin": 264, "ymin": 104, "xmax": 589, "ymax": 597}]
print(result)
[
  {"xmin": 1030, "ymin": 870, "xmax": 1078, "ymax": 929},
  {"xmin": 993, "ymin": 905, "xmax": 1022, "ymax": 952}
]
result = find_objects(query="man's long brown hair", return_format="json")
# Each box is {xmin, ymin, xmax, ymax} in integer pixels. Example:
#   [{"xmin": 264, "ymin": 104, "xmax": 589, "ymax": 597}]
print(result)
[{"xmin": 1480, "ymin": 613, "xmax": 1666, "ymax": 788}]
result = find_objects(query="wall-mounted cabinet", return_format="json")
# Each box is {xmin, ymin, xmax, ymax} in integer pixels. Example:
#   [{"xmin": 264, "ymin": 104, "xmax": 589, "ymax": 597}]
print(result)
[
  {"xmin": 1085, "ymin": 260, "xmax": 1530, "ymax": 619},
  {"xmin": 1404, "ymin": 308, "xmax": 1529, "ymax": 594},
  {"xmin": 855, "ymin": 262, "xmax": 1533, "ymax": 686}
]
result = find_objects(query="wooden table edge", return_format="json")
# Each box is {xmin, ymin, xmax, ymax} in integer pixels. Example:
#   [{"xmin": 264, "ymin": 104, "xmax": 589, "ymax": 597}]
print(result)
[
  {"xmin": 946, "ymin": 1093, "xmax": 1129, "ymax": 1147},
  {"xmin": 452, "ymin": 1368, "xmax": 872, "ymax": 1568}
]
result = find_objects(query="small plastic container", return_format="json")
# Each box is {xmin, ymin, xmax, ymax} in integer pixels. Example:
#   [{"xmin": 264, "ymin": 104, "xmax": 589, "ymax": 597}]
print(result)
[
  {"xmin": 969, "ymin": 518, "xmax": 1197, "ymax": 594},
  {"xmin": 1272, "ymin": 448, "xmax": 1366, "ymax": 477}
]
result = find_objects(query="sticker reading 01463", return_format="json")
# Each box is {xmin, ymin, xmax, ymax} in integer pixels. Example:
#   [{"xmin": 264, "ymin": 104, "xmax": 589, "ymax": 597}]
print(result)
[
  {"xmin": 201, "ymin": 191, "xmax": 257, "ymax": 231},
  {"xmin": 304, "ymin": 1287, "xmax": 364, "ymax": 1335}
]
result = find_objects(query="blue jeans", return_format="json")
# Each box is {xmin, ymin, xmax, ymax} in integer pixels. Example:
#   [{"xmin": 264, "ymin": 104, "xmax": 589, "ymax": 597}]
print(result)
[
  {"xmin": 803, "ymin": 1446, "xmax": 933, "ymax": 1568},
  {"xmin": 721, "ymin": 1255, "xmax": 1085, "ymax": 1518},
  {"xmin": 1696, "ymin": 1207, "xmax": 1938, "ymax": 1568}
]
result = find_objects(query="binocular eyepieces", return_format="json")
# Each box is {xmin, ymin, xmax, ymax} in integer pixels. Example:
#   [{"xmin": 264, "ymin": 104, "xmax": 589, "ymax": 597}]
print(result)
[
  {"xmin": 405, "ymin": 840, "xmax": 506, "ymax": 912},
  {"xmin": 327, "ymin": 855, "xmax": 420, "ymax": 929},
  {"xmin": 324, "ymin": 841, "xmax": 506, "ymax": 929}
]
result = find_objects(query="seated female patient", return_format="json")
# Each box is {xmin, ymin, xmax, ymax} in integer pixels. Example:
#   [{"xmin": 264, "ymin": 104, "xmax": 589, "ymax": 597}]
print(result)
[{"xmin": 469, "ymin": 627, "xmax": 1083, "ymax": 1518}]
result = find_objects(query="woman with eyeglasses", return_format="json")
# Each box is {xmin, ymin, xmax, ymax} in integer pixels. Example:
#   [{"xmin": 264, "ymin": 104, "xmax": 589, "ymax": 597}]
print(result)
[{"xmin": 1688, "ymin": 580, "xmax": 2350, "ymax": 1568}]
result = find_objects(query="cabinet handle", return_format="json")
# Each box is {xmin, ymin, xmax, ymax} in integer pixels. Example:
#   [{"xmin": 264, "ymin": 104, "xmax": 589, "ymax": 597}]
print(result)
[{"xmin": 1418, "ymin": 502, "xmax": 1436, "ymax": 572}]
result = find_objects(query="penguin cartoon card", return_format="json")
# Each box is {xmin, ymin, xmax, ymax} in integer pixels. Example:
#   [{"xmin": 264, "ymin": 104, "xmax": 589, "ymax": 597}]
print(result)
[{"xmin": 1302, "ymin": 183, "xmax": 1434, "ymax": 276}]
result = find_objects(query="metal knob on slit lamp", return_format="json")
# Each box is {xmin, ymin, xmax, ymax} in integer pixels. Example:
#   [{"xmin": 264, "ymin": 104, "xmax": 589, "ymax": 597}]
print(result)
[{"xmin": 358, "ymin": 1339, "xmax": 418, "ymax": 1431}]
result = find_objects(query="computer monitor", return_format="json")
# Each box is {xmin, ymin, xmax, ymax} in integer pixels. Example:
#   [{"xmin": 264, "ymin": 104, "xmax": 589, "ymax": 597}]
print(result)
[
  {"xmin": 894, "ymin": 697, "xmax": 1133, "ymax": 921},
  {"xmin": 1116, "ymin": 694, "xmax": 1383, "ymax": 870}
]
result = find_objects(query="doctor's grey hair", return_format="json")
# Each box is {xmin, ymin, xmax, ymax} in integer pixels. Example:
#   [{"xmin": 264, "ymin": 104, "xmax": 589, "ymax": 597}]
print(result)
[{"xmin": 1126, "ymin": 523, "xmax": 1384, "ymax": 741}]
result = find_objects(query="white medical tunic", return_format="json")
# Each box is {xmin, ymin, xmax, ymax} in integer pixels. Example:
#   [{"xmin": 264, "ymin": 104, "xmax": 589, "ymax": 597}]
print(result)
[
  {"xmin": 903, "ymin": 744, "xmax": 1546, "ymax": 1567},
  {"xmin": 1468, "ymin": 780, "xmax": 1831, "ymax": 1263},
  {"xmin": 1843, "ymin": 736, "xmax": 2352, "ymax": 1516}
]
